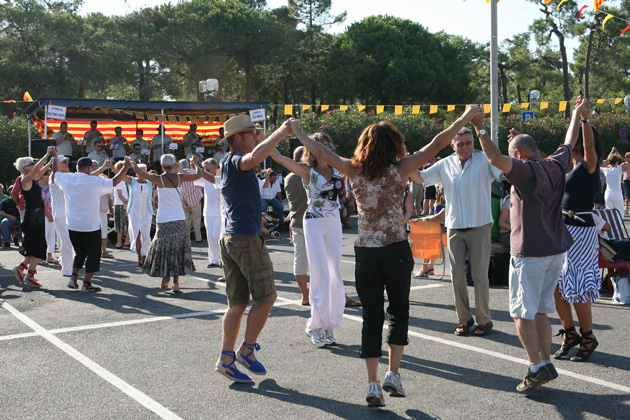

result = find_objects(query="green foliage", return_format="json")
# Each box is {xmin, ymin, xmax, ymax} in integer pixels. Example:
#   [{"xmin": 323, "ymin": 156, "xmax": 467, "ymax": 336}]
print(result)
[
  {"xmin": 0, "ymin": 116, "xmax": 31, "ymax": 187},
  {"xmin": 272, "ymin": 108, "xmax": 630, "ymax": 160}
]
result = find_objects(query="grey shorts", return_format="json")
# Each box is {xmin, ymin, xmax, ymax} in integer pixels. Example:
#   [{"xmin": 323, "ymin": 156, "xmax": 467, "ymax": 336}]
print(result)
[
  {"xmin": 220, "ymin": 234, "xmax": 276, "ymax": 306},
  {"xmin": 509, "ymin": 254, "xmax": 564, "ymax": 320}
]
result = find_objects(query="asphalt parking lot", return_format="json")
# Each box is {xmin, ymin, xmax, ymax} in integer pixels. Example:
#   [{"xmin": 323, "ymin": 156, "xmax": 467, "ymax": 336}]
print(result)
[{"xmin": 1, "ymin": 219, "xmax": 629, "ymax": 420}]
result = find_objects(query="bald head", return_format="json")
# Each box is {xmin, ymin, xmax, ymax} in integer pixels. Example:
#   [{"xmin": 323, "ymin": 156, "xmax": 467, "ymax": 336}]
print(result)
[{"xmin": 508, "ymin": 134, "xmax": 539, "ymax": 159}]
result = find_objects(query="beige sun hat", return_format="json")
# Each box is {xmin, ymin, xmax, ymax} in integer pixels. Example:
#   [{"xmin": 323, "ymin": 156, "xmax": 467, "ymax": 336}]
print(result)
[{"xmin": 218, "ymin": 115, "xmax": 255, "ymax": 144}]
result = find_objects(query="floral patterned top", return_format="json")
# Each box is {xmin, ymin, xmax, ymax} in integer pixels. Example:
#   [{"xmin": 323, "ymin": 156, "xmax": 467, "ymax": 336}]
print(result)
[
  {"xmin": 303, "ymin": 167, "xmax": 342, "ymax": 219},
  {"xmin": 352, "ymin": 164, "xmax": 407, "ymax": 247},
  {"xmin": 40, "ymin": 183, "xmax": 52, "ymax": 214}
]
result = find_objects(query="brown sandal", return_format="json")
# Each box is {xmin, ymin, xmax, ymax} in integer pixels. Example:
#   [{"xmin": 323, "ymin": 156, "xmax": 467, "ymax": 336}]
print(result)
[{"xmin": 473, "ymin": 321, "xmax": 493, "ymax": 336}]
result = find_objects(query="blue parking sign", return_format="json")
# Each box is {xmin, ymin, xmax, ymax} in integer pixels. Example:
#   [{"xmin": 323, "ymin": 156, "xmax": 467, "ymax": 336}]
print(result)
[{"xmin": 522, "ymin": 111, "xmax": 535, "ymax": 121}]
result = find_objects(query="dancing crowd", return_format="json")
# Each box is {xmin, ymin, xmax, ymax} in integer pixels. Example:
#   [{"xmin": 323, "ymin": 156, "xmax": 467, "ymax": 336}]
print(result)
[{"xmin": 2, "ymin": 96, "xmax": 613, "ymax": 407}]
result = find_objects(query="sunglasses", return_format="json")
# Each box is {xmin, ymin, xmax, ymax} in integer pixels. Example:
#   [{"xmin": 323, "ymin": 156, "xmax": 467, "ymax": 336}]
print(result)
[
  {"xmin": 25, "ymin": 162, "xmax": 35, "ymax": 167},
  {"xmin": 322, "ymin": 143, "xmax": 333, "ymax": 148}
]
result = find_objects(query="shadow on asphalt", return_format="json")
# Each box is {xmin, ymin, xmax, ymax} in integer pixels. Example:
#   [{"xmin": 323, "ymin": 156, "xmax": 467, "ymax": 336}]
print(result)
[
  {"xmin": 523, "ymin": 387, "xmax": 630, "ymax": 419},
  {"xmin": 231, "ymin": 378, "xmax": 413, "ymax": 419}
]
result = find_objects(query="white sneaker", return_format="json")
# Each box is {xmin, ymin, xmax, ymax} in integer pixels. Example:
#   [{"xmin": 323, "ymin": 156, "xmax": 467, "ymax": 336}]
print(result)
[
  {"xmin": 305, "ymin": 328, "xmax": 328, "ymax": 348},
  {"xmin": 366, "ymin": 381, "xmax": 386, "ymax": 407},
  {"xmin": 382, "ymin": 371, "xmax": 406, "ymax": 397},
  {"xmin": 323, "ymin": 329, "xmax": 337, "ymax": 346}
]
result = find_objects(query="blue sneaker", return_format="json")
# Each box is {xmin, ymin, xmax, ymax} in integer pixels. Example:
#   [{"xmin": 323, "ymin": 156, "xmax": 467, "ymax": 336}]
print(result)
[{"xmin": 236, "ymin": 342, "xmax": 267, "ymax": 375}]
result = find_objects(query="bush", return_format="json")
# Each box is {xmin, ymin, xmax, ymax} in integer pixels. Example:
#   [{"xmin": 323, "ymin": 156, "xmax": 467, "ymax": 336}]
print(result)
[
  {"xmin": 0, "ymin": 116, "xmax": 32, "ymax": 188},
  {"xmin": 272, "ymin": 109, "xmax": 630, "ymax": 159}
]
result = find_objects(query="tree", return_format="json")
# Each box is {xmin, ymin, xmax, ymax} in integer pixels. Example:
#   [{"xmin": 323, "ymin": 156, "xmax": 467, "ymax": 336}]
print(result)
[{"xmin": 322, "ymin": 16, "xmax": 475, "ymax": 105}]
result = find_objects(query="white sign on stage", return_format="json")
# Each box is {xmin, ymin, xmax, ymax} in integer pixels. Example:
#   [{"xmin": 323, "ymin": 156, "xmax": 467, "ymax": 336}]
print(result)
[
  {"xmin": 48, "ymin": 105, "xmax": 67, "ymax": 120},
  {"xmin": 249, "ymin": 108, "xmax": 266, "ymax": 122}
]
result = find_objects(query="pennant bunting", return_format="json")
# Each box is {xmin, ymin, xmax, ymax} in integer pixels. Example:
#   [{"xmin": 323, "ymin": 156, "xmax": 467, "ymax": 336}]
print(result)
[
  {"xmin": 615, "ymin": 98, "xmax": 623, "ymax": 104},
  {"xmin": 321, "ymin": 105, "xmax": 329, "ymax": 111},
  {"xmin": 521, "ymin": 103, "xmax": 530, "ymax": 109},
  {"xmin": 483, "ymin": 104, "xmax": 491, "ymax": 114},
  {"xmin": 23, "ymin": 92, "xmax": 33, "ymax": 101},
  {"xmin": 395, "ymin": 105, "xmax": 403, "ymax": 115},
  {"xmin": 502, "ymin": 103, "xmax": 511, "ymax": 113},
  {"xmin": 622, "ymin": 22, "xmax": 630, "ymax": 36},
  {"xmin": 603, "ymin": 14, "xmax": 614, "ymax": 30},
  {"xmin": 135, "ymin": 112, "xmax": 144, "ymax": 120},
  {"xmin": 540, "ymin": 102, "xmax": 549, "ymax": 110},
  {"xmin": 302, "ymin": 105, "xmax": 311, "ymax": 111},
  {"xmin": 412, "ymin": 106, "xmax": 421, "ymax": 115},
  {"xmin": 178, "ymin": 116, "xmax": 188, "ymax": 123},
  {"xmin": 157, "ymin": 115, "xmax": 166, "ymax": 122},
  {"xmin": 559, "ymin": 101, "xmax": 568, "ymax": 112},
  {"xmin": 597, "ymin": 99, "xmax": 606, "ymax": 104},
  {"xmin": 466, "ymin": 104, "xmax": 473, "ymax": 109},
  {"xmin": 447, "ymin": 105, "xmax": 456, "ymax": 112},
  {"xmin": 284, "ymin": 105, "xmax": 293, "ymax": 115},
  {"xmin": 99, "ymin": 106, "xmax": 109, "ymax": 114},
  {"xmin": 358, "ymin": 105, "xmax": 366, "ymax": 112},
  {"xmin": 430, "ymin": 105, "xmax": 438, "ymax": 114},
  {"xmin": 594, "ymin": 0, "xmax": 605, "ymax": 12},
  {"xmin": 579, "ymin": 5, "xmax": 589, "ymax": 18},
  {"xmin": 168, "ymin": 116, "xmax": 178, "ymax": 124},
  {"xmin": 376, "ymin": 105, "xmax": 384, "ymax": 114},
  {"xmin": 557, "ymin": 0, "xmax": 567, "ymax": 9}
]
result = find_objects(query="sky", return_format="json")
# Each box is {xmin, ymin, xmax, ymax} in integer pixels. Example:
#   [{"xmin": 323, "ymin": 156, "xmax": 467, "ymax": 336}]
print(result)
[{"xmin": 80, "ymin": 0, "xmax": 581, "ymax": 58}]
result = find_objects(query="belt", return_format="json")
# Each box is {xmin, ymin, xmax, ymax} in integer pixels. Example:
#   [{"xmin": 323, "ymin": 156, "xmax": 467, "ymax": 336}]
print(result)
[{"xmin": 562, "ymin": 210, "xmax": 591, "ymax": 223}]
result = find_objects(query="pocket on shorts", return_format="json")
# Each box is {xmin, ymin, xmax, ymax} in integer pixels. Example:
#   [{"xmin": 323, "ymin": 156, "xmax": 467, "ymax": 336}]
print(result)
[
  {"xmin": 226, "ymin": 239, "xmax": 251, "ymax": 267},
  {"xmin": 249, "ymin": 267, "xmax": 275, "ymax": 298}
]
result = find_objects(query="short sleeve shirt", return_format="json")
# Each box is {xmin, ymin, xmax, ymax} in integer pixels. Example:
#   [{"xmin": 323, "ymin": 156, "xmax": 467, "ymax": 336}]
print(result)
[
  {"xmin": 54, "ymin": 172, "xmax": 114, "ymax": 232},
  {"xmin": 260, "ymin": 179, "xmax": 281, "ymax": 200},
  {"xmin": 52, "ymin": 131, "xmax": 74, "ymax": 156},
  {"xmin": 504, "ymin": 144, "xmax": 574, "ymax": 257},
  {"xmin": 220, "ymin": 152, "xmax": 261, "ymax": 235}
]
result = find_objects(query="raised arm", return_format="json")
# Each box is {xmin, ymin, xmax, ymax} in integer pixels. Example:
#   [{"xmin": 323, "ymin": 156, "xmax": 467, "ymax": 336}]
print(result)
[
  {"xmin": 270, "ymin": 148, "xmax": 311, "ymax": 183},
  {"xmin": 92, "ymin": 159, "xmax": 112, "ymax": 176},
  {"xmin": 565, "ymin": 96, "xmax": 588, "ymax": 149},
  {"xmin": 471, "ymin": 112, "xmax": 513, "ymax": 174},
  {"xmin": 238, "ymin": 120, "xmax": 293, "ymax": 171},
  {"xmin": 397, "ymin": 105, "xmax": 483, "ymax": 179},
  {"xmin": 129, "ymin": 158, "xmax": 161, "ymax": 185},
  {"xmin": 578, "ymin": 100, "xmax": 598, "ymax": 174},
  {"xmin": 112, "ymin": 159, "xmax": 132, "ymax": 187},
  {"xmin": 22, "ymin": 149, "xmax": 52, "ymax": 188},
  {"xmin": 288, "ymin": 119, "xmax": 355, "ymax": 180}
]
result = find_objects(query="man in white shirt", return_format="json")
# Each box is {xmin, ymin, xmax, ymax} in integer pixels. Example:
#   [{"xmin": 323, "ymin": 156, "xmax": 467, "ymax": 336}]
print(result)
[
  {"xmin": 110, "ymin": 126, "xmax": 130, "ymax": 162},
  {"xmin": 51, "ymin": 150, "xmax": 130, "ymax": 292},
  {"xmin": 87, "ymin": 140, "xmax": 109, "ymax": 165},
  {"xmin": 419, "ymin": 127, "xmax": 502, "ymax": 337},
  {"xmin": 260, "ymin": 170, "xmax": 285, "ymax": 226},
  {"xmin": 51, "ymin": 122, "xmax": 77, "ymax": 158},
  {"xmin": 83, "ymin": 120, "xmax": 103, "ymax": 154},
  {"xmin": 150, "ymin": 125, "xmax": 173, "ymax": 174},
  {"xmin": 183, "ymin": 124, "xmax": 203, "ymax": 159}
]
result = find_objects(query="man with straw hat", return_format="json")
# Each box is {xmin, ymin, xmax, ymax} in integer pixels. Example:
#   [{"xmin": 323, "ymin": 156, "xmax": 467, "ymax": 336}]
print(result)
[{"xmin": 215, "ymin": 114, "xmax": 293, "ymax": 384}]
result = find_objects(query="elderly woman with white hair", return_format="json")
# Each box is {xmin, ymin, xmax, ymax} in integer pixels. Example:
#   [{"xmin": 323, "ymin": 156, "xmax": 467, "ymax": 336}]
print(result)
[
  {"xmin": 126, "ymin": 163, "xmax": 156, "ymax": 266},
  {"xmin": 127, "ymin": 154, "xmax": 202, "ymax": 291},
  {"xmin": 11, "ymin": 151, "xmax": 53, "ymax": 287}
]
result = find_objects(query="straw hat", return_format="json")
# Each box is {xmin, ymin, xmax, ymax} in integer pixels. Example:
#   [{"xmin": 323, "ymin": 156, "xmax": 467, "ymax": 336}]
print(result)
[{"xmin": 219, "ymin": 115, "xmax": 255, "ymax": 144}]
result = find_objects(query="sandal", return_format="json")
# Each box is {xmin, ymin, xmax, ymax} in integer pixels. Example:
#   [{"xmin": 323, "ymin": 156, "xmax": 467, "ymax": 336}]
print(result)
[
  {"xmin": 215, "ymin": 351, "xmax": 253, "ymax": 383},
  {"xmin": 81, "ymin": 282, "xmax": 102, "ymax": 292},
  {"xmin": 236, "ymin": 341, "xmax": 267, "ymax": 375},
  {"xmin": 102, "ymin": 251, "xmax": 114, "ymax": 258},
  {"xmin": 473, "ymin": 321, "xmax": 493, "ymax": 336},
  {"xmin": 25, "ymin": 269, "xmax": 42, "ymax": 287},
  {"xmin": 11, "ymin": 263, "xmax": 28, "ymax": 284},
  {"xmin": 570, "ymin": 328, "xmax": 598, "ymax": 362},
  {"xmin": 160, "ymin": 277, "xmax": 170, "ymax": 290},
  {"xmin": 454, "ymin": 318, "xmax": 474, "ymax": 336},
  {"xmin": 553, "ymin": 326, "xmax": 582, "ymax": 359},
  {"xmin": 414, "ymin": 269, "xmax": 434, "ymax": 278},
  {"xmin": 345, "ymin": 297, "xmax": 362, "ymax": 307}
]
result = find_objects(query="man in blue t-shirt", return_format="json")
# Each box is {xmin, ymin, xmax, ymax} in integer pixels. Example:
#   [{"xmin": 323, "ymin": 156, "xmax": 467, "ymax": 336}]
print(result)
[{"xmin": 215, "ymin": 114, "xmax": 293, "ymax": 384}]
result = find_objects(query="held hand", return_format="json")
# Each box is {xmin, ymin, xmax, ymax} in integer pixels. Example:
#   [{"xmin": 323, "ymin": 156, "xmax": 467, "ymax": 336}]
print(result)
[
  {"xmin": 508, "ymin": 128, "xmax": 521, "ymax": 141},
  {"xmin": 470, "ymin": 112, "xmax": 486, "ymax": 130},
  {"xmin": 461, "ymin": 105, "xmax": 482, "ymax": 122},
  {"xmin": 287, "ymin": 118, "xmax": 301, "ymax": 136}
]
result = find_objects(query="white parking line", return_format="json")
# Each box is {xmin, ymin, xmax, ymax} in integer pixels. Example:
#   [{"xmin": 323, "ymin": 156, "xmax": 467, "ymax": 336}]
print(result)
[{"xmin": 1, "ymin": 301, "xmax": 184, "ymax": 420}]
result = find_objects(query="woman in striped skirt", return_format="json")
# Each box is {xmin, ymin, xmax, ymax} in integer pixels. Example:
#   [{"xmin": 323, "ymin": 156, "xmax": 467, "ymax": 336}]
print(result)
[{"xmin": 554, "ymin": 100, "xmax": 602, "ymax": 363}]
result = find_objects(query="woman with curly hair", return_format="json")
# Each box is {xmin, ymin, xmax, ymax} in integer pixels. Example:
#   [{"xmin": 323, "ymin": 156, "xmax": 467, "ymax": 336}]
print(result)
[{"xmin": 286, "ymin": 105, "xmax": 483, "ymax": 407}]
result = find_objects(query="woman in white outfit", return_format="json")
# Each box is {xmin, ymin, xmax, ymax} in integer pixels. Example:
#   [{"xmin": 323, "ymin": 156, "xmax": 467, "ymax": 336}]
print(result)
[
  {"xmin": 601, "ymin": 147, "xmax": 630, "ymax": 214},
  {"xmin": 195, "ymin": 158, "xmax": 222, "ymax": 268},
  {"xmin": 127, "ymin": 164, "xmax": 155, "ymax": 266},
  {"xmin": 270, "ymin": 132, "xmax": 345, "ymax": 348}
]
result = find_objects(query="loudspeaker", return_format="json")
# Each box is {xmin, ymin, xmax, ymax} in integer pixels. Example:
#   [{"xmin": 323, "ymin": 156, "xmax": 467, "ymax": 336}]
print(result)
[
  {"xmin": 31, "ymin": 140, "xmax": 53, "ymax": 159},
  {"xmin": 289, "ymin": 137, "xmax": 301, "ymax": 160}
]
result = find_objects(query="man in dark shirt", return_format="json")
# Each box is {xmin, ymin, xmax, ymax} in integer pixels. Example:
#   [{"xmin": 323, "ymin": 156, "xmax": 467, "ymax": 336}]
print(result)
[
  {"xmin": 473, "ymin": 97, "xmax": 589, "ymax": 392},
  {"xmin": 1, "ymin": 192, "xmax": 22, "ymax": 247},
  {"xmin": 215, "ymin": 115, "xmax": 292, "ymax": 385}
]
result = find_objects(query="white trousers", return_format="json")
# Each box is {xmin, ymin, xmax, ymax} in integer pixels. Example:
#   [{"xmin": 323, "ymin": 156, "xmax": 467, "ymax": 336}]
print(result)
[
  {"xmin": 53, "ymin": 217, "xmax": 74, "ymax": 276},
  {"xmin": 45, "ymin": 217, "xmax": 56, "ymax": 254},
  {"xmin": 128, "ymin": 209, "xmax": 152, "ymax": 257},
  {"xmin": 204, "ymin": 216, "xmax": 221, "ymax": 264},
  {"xmin": 304, "ymin": 216, "xmax": 345, "ymax": 331},
  {"xmin": 605, "ymin": 190, "xmax": 624, "ymax": 214}
]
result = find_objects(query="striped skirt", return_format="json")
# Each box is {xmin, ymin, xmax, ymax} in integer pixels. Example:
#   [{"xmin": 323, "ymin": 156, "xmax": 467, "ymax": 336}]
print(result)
[
  {"xmin": 558, "ymin": 224, "xmax": 601, "ymax": 303},
  {"xmin": 143, "ymin": 220, "xmax": 195, "ymax": 278}
]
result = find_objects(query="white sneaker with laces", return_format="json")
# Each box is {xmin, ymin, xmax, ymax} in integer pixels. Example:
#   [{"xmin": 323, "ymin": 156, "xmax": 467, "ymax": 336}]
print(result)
[
  {"xmin": 323, "ymin": 329, "xmax": 337, "ymax": 346},
  {"xmin": 366, "ymin": 381, "xmax": 386, "ymax": 407},
  {"xmin": 306, "ymin": 328, "xmax": 328, "ymax": 348},
  {"xmin": 382, "ymin": 371, "xmax": 406, "ymax": 397}
]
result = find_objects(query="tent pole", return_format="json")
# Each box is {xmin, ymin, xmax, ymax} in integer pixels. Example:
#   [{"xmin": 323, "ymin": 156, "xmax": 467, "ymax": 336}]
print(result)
[
  {"xmin": 28, "ymin": 118, "xmax": 32, "ymax": 157},
  {"xmin": 44, "ymin": 105, "xmax": 48, "ymax": 143}
]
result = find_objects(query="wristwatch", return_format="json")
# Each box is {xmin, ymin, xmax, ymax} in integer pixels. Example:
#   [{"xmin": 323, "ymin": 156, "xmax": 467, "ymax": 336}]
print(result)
[
  {"xmin": 477, "ymin": 129, "xmax": 487, "ymax": 136},
  {"xmin": 581, "ymin": 118, "xmax": 590, "ymax": 124}
]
